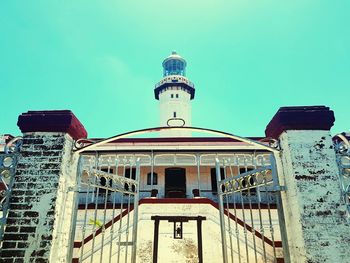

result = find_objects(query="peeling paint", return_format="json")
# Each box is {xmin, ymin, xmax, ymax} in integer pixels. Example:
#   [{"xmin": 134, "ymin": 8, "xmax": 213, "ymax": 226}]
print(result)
[{"xmin": 279, "ymin": 130, "xmax": 350, "ymax": 263}]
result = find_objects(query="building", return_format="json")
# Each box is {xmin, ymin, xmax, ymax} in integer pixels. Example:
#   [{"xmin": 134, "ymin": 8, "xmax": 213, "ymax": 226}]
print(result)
[
  {"xmin": 0, "ymin": 53, "xmax": 349, "ymax": 263},
  {"xmin": 155, "ymin": 51, "xmax": 195, "ymax": 137}
]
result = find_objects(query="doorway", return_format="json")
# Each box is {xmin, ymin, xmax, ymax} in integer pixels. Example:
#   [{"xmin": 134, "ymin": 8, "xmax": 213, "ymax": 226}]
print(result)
[{"xmin": 165, "ymin": 168, "xmax": 186, "ymax": 198}]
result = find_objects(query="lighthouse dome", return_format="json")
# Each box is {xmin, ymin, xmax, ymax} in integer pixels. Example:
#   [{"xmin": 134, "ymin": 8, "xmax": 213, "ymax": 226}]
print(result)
[{"xmin": 162, "ymin": 51, "xmax": 187, "ymax": 77}]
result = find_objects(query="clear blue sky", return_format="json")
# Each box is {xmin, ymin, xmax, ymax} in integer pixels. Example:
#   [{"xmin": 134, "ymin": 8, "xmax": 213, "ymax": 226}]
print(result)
[{"xmin": 1, "ymin": 1, "xmax": 349, "ymax": 138}]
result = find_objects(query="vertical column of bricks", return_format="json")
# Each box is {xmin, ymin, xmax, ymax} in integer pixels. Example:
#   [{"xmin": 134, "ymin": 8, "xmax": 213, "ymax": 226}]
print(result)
[
  {"xmin": 1, "ymin": 133, "xmax": 66, "ymax": 262},
  {"xmin": 0, "ymin": 110, "xmax": 87, "ymax": 263}
]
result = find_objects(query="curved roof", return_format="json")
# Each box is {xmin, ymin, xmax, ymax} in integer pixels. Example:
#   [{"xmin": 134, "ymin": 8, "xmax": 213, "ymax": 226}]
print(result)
[{"xmin": 162, "ymin": 51, "xmax": 187, "ymax": 67}]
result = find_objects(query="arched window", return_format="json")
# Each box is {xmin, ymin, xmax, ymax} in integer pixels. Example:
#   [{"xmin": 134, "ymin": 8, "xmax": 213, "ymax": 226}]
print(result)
[{"xmin": 147, "ymin": 172, "xmax": 158, "ymax": 185}]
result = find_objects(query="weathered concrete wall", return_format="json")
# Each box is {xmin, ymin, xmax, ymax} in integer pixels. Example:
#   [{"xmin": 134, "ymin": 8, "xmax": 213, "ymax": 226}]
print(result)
[
  {"xmin": 278, "ymin": 130, "xmax": 350, "ymax": 262},
  {"xmin": 0, "ymin": 132, "xmax": 78, "ymax": 263}
]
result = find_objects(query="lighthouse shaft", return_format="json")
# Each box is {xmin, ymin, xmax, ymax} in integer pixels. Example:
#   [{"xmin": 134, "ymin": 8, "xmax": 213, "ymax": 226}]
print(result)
[{"xmin": 159, "ymin": 86, "xmax": 192, "ymax": 137}]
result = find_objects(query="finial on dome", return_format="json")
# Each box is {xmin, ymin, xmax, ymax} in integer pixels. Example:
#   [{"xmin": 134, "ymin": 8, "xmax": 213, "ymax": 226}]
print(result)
[{"xmin": 172, "ymin": 50, "xmax": 177, "ymax": 55}]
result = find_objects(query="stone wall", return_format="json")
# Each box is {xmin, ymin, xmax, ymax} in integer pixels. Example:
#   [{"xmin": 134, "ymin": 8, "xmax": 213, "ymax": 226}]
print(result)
[
  {"xmin": 0, "ymin": 133, "xmax": 77, "ymax": 263},
  {"xmin": 278, "ymin": 130, "xmax": 350, "ymax": 262},
  {"xmin": 265, "ymin": 106, "xmax": 350, "ymax": 263}
]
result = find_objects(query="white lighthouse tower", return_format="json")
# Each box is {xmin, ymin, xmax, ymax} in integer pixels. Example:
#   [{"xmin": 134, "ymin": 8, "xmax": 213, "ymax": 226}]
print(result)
[{"xmin": 154, "ymin": 51, "xmax": 195, "ymax": 137}]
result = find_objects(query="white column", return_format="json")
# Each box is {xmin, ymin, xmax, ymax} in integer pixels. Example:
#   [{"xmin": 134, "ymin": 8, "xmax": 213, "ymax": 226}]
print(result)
[
  {"xmin": 0, "ymin": 110, "xmax": 87, "ymax": 263},
  {"xmin": 265, "ymin": 106, "xmax": 350, "ymax": 263},
  {"xmin": 278, "ymin": 130, "xmax": 350, "ymax": 262}
]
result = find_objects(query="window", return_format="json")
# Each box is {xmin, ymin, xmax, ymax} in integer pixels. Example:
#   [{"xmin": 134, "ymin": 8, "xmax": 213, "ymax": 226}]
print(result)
[
  {"xmin": 147, "ymin": 172, "xmax": 158, "ymax": 185},
  {"xmin": 125, "ymin": 168, "xmax": 136, "ymax": 180},
  {"xmin": 211, "ymin": 168, "xmax": 225, "ymax": 193},
  {"xmin": 176, "ymin": 94, "xmax": 179, "ymax": 98},
  {"xmin": 171, "ymin": 94, "xmax": 174, "ymax": 98},
  {"xmin": 173, "ymin": 112, "xmax": 177, "ymax": 118},
  {"xmin": 239, "ymin": 167, "xmax": 253, "ymax": 174}
]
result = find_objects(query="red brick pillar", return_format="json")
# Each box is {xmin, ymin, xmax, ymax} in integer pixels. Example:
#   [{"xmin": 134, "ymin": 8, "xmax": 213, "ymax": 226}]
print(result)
[
  {"xmin": 266, "ymin": 106, "xmax": 350, "ymax": 263},
  {"xmin": 0, "ymin": 111, "xmax": 87, "ymax": 263}
]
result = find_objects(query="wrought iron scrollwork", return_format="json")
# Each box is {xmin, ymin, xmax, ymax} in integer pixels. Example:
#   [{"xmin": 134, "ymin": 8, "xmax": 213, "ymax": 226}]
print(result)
[
  {"xmin": 0, "ymin": 153, "xmax": 18, "ymax": 242},
  {"xmin": 85, "ymin": 168, "xmax": 139, "ymax": 195},
  {"xmin": 4, "ymin": 136, "xmax": 23, "ymax": 154},
  {"xmin": 0, "ymin": 155, "xmax": 17, "ymax": 204},
  {"xmin": 259, "ymin": 137, "xmax": 280, "ymax": 150},
  {"xmin": 1, "ymin": 136, "xmax": 21, "ymax": 218},
  {"xmin": 333, "ymin": 133, "xmax": 350, "ymax": 219},
  {"xmin": 74, "ymin": 138, "xmax": 97, "ymax": 151},
  {"xmin": 219, "ymin": 168, "xmax": 271, "ymax": 195}
]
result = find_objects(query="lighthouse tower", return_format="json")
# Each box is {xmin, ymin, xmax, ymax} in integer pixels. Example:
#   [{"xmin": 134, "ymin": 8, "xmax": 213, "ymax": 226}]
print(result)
[{"xmin": 154, "ymin": 51, "xmax": 195, "ymax": 137}]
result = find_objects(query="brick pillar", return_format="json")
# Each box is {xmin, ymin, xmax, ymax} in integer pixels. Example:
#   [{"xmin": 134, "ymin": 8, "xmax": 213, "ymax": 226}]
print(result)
[
  {"xmin": 0, "ymin": 111, "xmax": 87, "ymax": 263},
  {"xmin": 266, "ymin": 106, "xmax": 350, "ymax": 263}
]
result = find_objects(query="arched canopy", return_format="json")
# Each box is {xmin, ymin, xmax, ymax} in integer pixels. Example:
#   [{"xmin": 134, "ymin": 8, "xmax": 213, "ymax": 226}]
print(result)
[{"xmin": 74, "ymin": 126, "xmax": 279, "ymax": 154}]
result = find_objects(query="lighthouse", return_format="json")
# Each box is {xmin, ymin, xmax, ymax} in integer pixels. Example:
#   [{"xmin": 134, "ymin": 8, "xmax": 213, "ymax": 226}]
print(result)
[{"xmin": 154, "ymin": 51, "xmax": 195, "ymax": 137}]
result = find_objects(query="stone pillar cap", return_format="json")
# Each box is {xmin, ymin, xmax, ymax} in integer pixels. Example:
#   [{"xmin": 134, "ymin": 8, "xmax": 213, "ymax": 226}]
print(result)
[
  {"xmin": 17, "ymin": 110, "xmax": 87, "ymax": 140},
  {"xmin": 265, "ymin": 106, "xmax": 335, "ymax": 139}
]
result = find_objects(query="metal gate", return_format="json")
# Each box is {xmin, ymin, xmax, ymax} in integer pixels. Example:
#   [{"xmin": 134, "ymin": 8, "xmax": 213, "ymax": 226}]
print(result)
[
  {"xmin": 72, "ymin": 155, "xmax": 141, "ymax": 263},
  {"xmin": 215, "ymin": 154, "xmax": 285, "ymax": 263},
  {"xmin": 71, "ymin": 127, "xmax": 287, "ymax": 263},
  {"xmin": 0, "ymin": 153, "xmax": 18, "ymax": 245},
  {"xmin": 0, "ymin": 137, "xmax": 21, "ymax": 247}
]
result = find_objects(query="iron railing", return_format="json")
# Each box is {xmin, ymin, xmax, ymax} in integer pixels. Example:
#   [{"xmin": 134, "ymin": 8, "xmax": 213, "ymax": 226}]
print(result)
[
  {"xmin": 215, "ymin": 155, "xmax": 285, "ymax": 263},
  {"xmin": 71, "ymin": 155, "xmax": 141, "ymax": 263},
  {"xmin": 0, "ymin": 154, "xmax": 18, "ymax": 246},
  {"xmin": 0, "ymin": 137, "xmax": 21, "ymax": 247},
  {"xmin": 333, "ymin": 133, "xmax": 350, "ymax": 220},
  {"xmin": 74, "ymin": 152, "xmax": 275, "ymax": 203}
]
